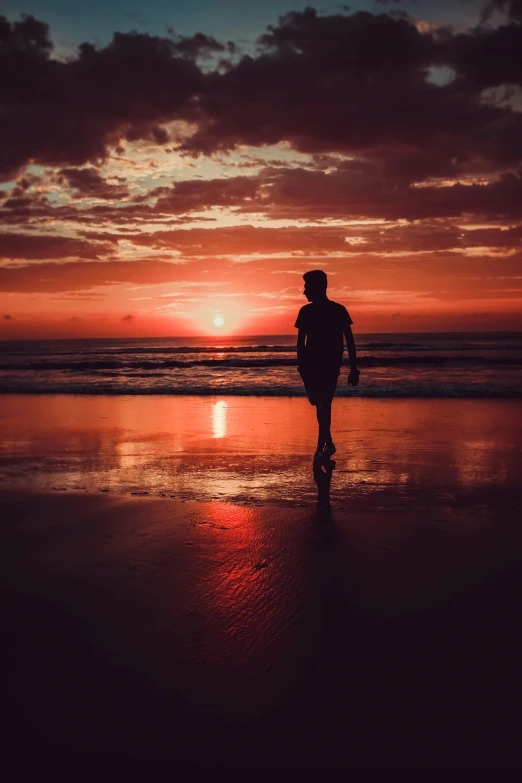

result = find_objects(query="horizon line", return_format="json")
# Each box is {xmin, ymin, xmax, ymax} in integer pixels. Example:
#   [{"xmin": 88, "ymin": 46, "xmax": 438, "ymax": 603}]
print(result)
[{"xmin": 1, "ymin": 328, "xmax": 522, "ymax": 344}]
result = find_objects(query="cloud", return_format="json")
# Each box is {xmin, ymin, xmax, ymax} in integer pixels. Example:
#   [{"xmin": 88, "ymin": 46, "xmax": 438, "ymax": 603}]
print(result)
[
  {"xmin": 128, "ymin": 224, "xmax": 351, "ymax": 254},
  {"xmin": 181, "ymin": 6, "xmax": 522, "ymax": 180},
  {"xmin": 3, "ymin": 314, "xmax": 14, "ymax": 319},
  {"xmin": 167, "ymin": 31, "xmax": 227, "ymax": 59},
  {"xmin": 5, "ymin": 165, "xmax": 522, "ymax": 227},
  {"xmin": 445, "ymin": 18, "xmax": 522, "ymax": 93},
  {"xmin": 3, "ymin": 6, "xmax": 522, "ymax": 184},
  {"xmin": 481, "ymin": 1, "xmax": 522, "ymax": 24},
  {"xmin": 254, "ymin": 167, "xmax": 522, "ymax": 221},
  {"xmin": 135, "ymin": 166, "xmax": 522, "ymax": 222},
  {"xmin": 0, "ymin": 258, "xmax": 190, "ymax": 292},
  {"xmin": 121, "ymin": 314, "xmax": 134, "ymax": 321},
  {"xmin": 154, "ymin": 175, "xmax": 262, "ymax": 212},
  {"xmin": 77, "ymin": 219, "xmax": 522, "ymax": 262},
  {"xmin": 0, "ymin": 190, "xmax": 218, "ymax": 227},
  {"xmin": 58, "ymin": 167, "xmax": 129, "ymax": 199},
  {"xmin": 0, "ymin": 232, "xmax": 112, "ymax": 259},
  {"xmin": 0, "ymin": 15, "xmax": 206, "ymax": 179}
]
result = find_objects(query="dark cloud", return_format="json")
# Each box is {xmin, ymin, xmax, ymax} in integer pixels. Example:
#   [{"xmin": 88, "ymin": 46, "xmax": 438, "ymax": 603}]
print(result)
[
  {"xmin": 181, "ymin": 8, "xmax": 520, "ymax": 175},
  {"xmin": 180, "ymin": 7, "xmax": 522, "ymax": 186},
  {"xmin": 445, "ymin": 18, "xmax": 522, "ymax": 90},
  {"xmin": 3, "ymin": 314, "xmax": 14, "ymax": 319},
  {"xmin": 5, "ymin": 165, "xmax": 522, "ymax": 228},
  {"xmin": 0, "ymin": 232, "xmax": 112, "ymax": 259},
  {"xmin": 0, "ymin": 195, "xmax": 195, "ymax": 227},
  {"xmin": 0, "ymin": 258, "xmax": 189, "ymax": 292},
  {"xmin": 257, "ymin": 166, "xmax": 522, "ymax": 221},
  {"xmin": 121, "ymin": 314, "xmax": 134, "ymax": 321},
  {"xmin": 3, "ymin": 6, "xmax": 522, "ymax": 184},
  {"xmin": 133, "ymin": 165, "xmax": 522, "ymax": 222},
  {"xmin": 167, "ymin": 31, "xmax": 226, "ymax": 59},
  {"xmin": 481, "ymin": 1, "xmax": 522, "ymax": 23},
  {"xmin": 154, "ymin": 175, "xmax": 261, "ymax": 212},
  {"xmin": 0, "ymin": 16, "xmax": 206, "ymax": 179},
  {"xmin": 58, "ymin": 167, "xmax": 129, "ymax": 199},
  {"xmin": 0, "ymin": 14, "xmax": 52, "ymax": 55}
]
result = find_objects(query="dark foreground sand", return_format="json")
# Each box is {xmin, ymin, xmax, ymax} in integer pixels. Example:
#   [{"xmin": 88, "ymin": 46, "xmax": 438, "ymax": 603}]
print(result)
[{"xmin": 3, "ymin": 484, "xmax": 522, "ymax": 772}]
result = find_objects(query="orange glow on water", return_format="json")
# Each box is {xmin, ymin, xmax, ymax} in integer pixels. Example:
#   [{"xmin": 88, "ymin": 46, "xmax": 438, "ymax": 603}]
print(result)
[{"xmin": 0, "ymin": 395, "xmax": 520, "ymax": 503}]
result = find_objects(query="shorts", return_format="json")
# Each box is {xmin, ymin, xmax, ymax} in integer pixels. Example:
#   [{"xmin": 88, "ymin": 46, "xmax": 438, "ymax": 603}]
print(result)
[{"xmin": 299, "ymin": 364, "xmax": 340, "ymax": 406}]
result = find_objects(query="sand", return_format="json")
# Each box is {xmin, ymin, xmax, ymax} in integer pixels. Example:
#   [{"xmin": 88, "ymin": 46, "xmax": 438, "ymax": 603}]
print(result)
[
  {"xmin": 1, "ymin": 394, "xmax": 521, "ymax": 503},
  {"xmin": 2, "ymin": 395, "xmax": 522, "ymax": 771}
]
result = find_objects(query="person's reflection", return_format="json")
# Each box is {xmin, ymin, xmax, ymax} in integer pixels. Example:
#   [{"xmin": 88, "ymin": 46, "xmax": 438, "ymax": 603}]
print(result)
[{"xmin": 313, "ymin": 457, "xmax": 336, "ymax": 517}]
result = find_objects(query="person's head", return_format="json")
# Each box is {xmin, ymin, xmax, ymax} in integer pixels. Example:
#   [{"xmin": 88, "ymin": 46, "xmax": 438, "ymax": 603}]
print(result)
[{"xmin": 303, "ymin": 269, "xmax": 328, "ymax": 302}]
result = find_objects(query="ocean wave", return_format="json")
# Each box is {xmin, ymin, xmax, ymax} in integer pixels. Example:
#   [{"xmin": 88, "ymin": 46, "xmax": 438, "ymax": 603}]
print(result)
[
  {"xmin": 2, "ymin": 355, "xmax": 522, "ymax": 372},
  {"xmin": 1, "ymin": 333, "xmax": 521, "ymax": 399},
  {"xmin": 0, "ymin": 344, "xmax": 295, "ymax": 357},
  {"xmin": 2, "ymin": 340, "xmax": 522, "ymax": 358},
  {"xmin": 0, "ymin": 383, "xmax": 520, "ymax": 398}
]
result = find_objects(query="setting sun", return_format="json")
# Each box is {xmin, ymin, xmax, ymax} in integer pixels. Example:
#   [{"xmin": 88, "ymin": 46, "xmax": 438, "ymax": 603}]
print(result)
[{"xmin": 213, "ymin": 315, "xmax": 225, "ymax": 327}]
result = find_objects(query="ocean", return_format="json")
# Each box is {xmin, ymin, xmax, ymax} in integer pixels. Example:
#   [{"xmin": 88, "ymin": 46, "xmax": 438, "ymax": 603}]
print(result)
[{"xmin": 0, "ymin": 332, "xmax": 521, "ymax": 398}]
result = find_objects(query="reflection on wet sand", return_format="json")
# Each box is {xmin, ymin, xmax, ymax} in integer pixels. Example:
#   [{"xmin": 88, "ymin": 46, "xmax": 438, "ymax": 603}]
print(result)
[
  {"xmin": 212, "ymin": 400, "xmax": 228, "ymax": 439},
  {"xmin": 0, "ymin": 396, "xmax": 521, "ymax": 508},
  {"xmin": 313, "ymin": 458, "xmax": 335, "ymax": 517}
]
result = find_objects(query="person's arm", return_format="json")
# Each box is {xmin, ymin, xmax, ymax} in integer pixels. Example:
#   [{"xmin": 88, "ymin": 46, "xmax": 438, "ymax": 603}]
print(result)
[
  {"xmin": 297, "ymin": 327, "xmax": 307, "ymax": 366},
  {"xmin": 344, "ymin": 325, "xmax": 360, "ymax": 386}
]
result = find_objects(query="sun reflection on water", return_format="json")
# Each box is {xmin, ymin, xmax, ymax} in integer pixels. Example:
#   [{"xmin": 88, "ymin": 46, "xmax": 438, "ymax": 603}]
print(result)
[{"xmin": 212, "ymin": 400, "xmax": 228, "ymax": 439}]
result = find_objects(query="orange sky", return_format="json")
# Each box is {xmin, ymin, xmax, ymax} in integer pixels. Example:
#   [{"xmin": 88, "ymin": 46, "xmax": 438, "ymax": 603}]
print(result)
[{"xmin": 2, "ymin": 6, "xmax": 522, "ymax": 339}]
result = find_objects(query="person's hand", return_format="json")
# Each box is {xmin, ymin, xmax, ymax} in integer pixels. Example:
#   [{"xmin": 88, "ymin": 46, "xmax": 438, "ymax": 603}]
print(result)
[{"xmin": 348, "ymin": 367, "xmax": 360, "ymax": 386}]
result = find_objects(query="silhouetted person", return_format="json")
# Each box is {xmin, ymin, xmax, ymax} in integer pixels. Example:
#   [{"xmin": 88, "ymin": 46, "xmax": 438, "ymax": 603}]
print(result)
[{"xmin": 295, "ymin": 269, "xmax": 359, "ymax": 461}]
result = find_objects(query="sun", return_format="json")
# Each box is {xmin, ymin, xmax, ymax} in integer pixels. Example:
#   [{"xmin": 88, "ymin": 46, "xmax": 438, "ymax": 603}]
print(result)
[{"xmin": 196, "ymin": 303, "xmax": 244, "ymax": 335}]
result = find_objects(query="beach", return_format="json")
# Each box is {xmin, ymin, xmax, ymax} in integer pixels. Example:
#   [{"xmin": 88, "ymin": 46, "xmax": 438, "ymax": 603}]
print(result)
[
  {"xmin": 3, "ymin": 0, "xmax": 522, "ymax": 768},
  {"xmin": 2, "ymin": 395, "xmax": 522, "ymax": 771}
]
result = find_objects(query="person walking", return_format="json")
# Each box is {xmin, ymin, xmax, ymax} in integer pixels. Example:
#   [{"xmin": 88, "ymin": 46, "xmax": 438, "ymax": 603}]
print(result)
[{"xmin": 295, "ymin": 269, "xmax": 359, "ymax": 461}]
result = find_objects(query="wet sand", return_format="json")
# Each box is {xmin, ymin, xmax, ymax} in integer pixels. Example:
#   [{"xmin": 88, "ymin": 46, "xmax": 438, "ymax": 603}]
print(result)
[
  {"xmin": 2, "ymin": 396, "xmax": 522, "ymax": 771},
  {"xmin": 1, "ymin": 395, "xmax": 521, "ymax": 504}
]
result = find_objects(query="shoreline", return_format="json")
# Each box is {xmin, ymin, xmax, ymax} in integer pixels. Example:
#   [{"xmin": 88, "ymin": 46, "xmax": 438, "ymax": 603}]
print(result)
[{"xmin": 2, "ymin": 389, "xmax": 522, "ymax": 397}]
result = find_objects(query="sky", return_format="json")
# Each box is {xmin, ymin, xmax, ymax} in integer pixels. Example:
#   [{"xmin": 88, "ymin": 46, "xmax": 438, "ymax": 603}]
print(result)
[{"xmin": 1, "ymin": 0, "xmax": 522, "ymax": 338}]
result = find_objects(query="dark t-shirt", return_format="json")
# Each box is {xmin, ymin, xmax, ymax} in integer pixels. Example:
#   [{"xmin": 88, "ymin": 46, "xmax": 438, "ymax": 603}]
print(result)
[{"xmin": 295, "ymin": 299, "xmax": 353, "ymax": 369}]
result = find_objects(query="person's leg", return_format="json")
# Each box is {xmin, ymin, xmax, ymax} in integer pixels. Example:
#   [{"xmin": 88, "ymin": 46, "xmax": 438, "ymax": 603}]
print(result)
[
  {"xmin": 315, "ymin": 405, "xmax": 323, "ymax": 452},
  {"xmin": 316, "ymin": 401, "xmax": 332, "ymax": 451}
]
